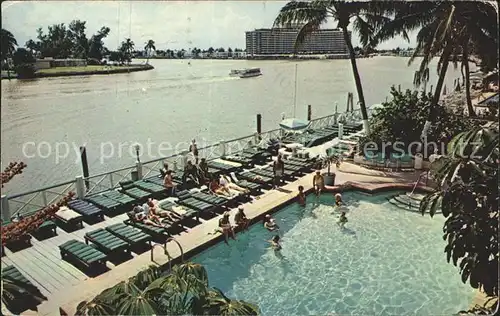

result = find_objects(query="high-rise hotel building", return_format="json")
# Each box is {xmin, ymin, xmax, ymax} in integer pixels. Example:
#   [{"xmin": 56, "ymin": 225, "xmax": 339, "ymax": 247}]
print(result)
[{"xmin": 245, "ymin": 25, "xmax": 349, "ymax": 56}]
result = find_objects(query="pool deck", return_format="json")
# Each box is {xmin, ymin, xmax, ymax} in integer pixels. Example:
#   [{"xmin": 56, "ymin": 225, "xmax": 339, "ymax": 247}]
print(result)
[{"xmin": 29, "ymin": 162, "xmax": 424, "ymax": 316}]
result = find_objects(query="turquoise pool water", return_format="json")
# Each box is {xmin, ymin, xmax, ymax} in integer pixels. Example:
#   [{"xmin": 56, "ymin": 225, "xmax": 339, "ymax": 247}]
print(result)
[{"xmin": 193, "ymin": 191, "xmax": 475, "ymax": 315}]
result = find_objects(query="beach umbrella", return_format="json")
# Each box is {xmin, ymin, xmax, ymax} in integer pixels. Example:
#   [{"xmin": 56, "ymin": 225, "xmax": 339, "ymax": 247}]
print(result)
[{"xmin": 279, "ymin": 118, "xmax": 310, "ymax": 131}]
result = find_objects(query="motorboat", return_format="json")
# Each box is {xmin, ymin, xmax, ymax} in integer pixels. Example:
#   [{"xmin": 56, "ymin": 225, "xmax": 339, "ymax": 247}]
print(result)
[{"xmin": 229, "ymin": 68, "xmax": 262, "ymax": 78}]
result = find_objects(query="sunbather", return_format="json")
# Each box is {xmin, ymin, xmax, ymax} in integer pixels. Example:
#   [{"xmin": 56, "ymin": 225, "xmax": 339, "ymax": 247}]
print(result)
[
  {"xmin": 210, "ymin": 177, "xmax": 232, "ymax": 197},
  {"xmin": 163, "ymin": 170, "xmax": 176, "ymax": 196},
  {"xmin": 128, "ymin": 211, "xmax": 166, "ymax": 228},
  {"xmin": 234, "ymin": 206, "xmax": 250, "ymax": 230},
  {"xmin": 198, "ymin": 158, "xmax": 210, "ymax": 183},
  {"xmin": 182, "ymin": 161, "xmax": 200, "ymax": 185},
  {"xmin": 220, "ymin": 175, "xmax": 249, "ymax": 194}
]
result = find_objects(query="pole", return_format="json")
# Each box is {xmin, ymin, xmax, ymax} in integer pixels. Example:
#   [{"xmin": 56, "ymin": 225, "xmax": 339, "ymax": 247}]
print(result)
[
  {"xmin": 293, "ymin": 63, "xmax": 298, "ymax": 117},
  {"xmin": 80, "ymin": 146, "xmax": 90, "ymax": 189},
  {"xmin": 307, "ymin": 104, "xmax": 312, "ymax": 121},
  {"xmin": 256, "ymin": 114, "xmax": 262, "ymax": 134}
]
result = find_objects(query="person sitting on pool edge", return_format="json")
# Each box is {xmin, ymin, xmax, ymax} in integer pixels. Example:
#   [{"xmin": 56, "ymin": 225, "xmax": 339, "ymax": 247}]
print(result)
[
  {"xmin": 268, "ymin": 235, "xmax": 282, "ymax": 251},
  {"xmin": 263, "ymin": 214, "xmax": 279, "ymax": 231},
  {"xmin": 297, "ymin": 185, "xmax": 306, "ymax": 206},
  {"xmin": 219, "ymin": 212, "xmax": 236, "ymax": 244},
  {"xmin": 234, "ymin": 206, "xmax": 250, "ymax": 230},
  {"xmin": 335, "ymin": 193, "xmax": 343, "ymax": 206},
  {"xmin": 313, "ymin": 171, "xmax": 324, "ymax": 196}
]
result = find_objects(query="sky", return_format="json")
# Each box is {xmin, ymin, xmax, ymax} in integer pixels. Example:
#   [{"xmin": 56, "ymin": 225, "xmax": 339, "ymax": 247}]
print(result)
[{"xmin": 2, "ymin": 1, "xmax": 417, "ymax": 51}]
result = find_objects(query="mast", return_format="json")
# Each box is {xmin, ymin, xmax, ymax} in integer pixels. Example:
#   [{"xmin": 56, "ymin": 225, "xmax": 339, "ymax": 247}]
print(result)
[{"xmin": 293, "ymin": 63, "xmax": 298, "ymax": 117}]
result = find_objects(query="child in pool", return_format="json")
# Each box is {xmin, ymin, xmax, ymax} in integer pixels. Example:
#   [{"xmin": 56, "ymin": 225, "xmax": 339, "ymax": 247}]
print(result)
[
  {"xmin": 337, "ymin": 211, "xmax": 348, "ymax": 227},
  {"xmin": 297, "ymin": 185, "xmax": 306, "ymax": 206},
  {"xmin": 268, "ymin": 235, "xmax": 282, "ymax": 250}
]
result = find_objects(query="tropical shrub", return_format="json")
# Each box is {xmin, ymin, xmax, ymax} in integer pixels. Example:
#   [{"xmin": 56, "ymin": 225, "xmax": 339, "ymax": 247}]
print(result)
[
  {"xmin": 76, "ymin": 263, "xmax": 260, "ymax": 315},
  {"xmin": 358, "ymin": 87, "xmax": 478, "ymax": 157},
  {"xmin": 420, "ymin": 127, "xmax": 499, "ymax": 313},
  {"xmin": 14, "ymin": 63, "xmax": 36, "ymax": 79},
  {"xmin": 12, "ymin": 48, "xmax": 36, "ymax": 78}
]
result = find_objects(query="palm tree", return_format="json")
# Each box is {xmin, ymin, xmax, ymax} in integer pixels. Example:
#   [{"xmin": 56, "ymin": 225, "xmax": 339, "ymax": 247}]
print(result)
[
  {"xmin": 372, "ymin": 2, "xmax": 498, "ymax": 137},
  {"xmin": 144, "ymin": 39, "xmax": 156, "ymax": 64},
  {"xmin": 76, "ymin": 263, "xmax": 260, "ymax": 315},
  {"xmin": 274, "ymin": 0, "xmax": 395, "ymax": 134},
  {"xmin": 1, "ymin": 28, "xmax": 18, "ymax": 79},
  {"xmin": 120, "ymin": 38, "xmax": 135, "ymax": 65},
  {"xmin": 420, "ymin": 127, "xmax": 498, "ymax": 311}
]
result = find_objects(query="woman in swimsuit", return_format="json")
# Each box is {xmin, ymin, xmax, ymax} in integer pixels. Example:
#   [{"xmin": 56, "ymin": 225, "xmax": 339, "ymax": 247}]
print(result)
[
  {"xmin": 219, "ymin": 212, "xmax": 236, "ymax": 244},
  {"xmin": 263, "ymin": 214, "xmax": 279, "ymax": 231}
]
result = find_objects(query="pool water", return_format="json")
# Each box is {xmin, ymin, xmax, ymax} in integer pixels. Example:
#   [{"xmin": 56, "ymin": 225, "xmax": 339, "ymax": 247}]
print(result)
[{"xmin": 193, "ymin": 191, "xmax": 475, "ymax": 315}]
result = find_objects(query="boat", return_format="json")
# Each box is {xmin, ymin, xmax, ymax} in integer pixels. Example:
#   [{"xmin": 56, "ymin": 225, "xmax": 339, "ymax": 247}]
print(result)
[{"xmin": 229, "ymin": 68, "xmax": 262, "ymax": 78}]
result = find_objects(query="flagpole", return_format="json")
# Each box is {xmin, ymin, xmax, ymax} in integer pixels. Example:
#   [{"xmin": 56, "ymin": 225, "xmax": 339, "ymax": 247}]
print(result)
[{"xmin": 293, "ymin": 63, "xmax": 298, "ymax": 117}]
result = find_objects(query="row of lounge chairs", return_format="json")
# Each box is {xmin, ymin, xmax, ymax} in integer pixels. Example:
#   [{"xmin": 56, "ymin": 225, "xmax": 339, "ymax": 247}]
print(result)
[{"xmin": 281, "ymin": 123, "xmax": 363, "ymax": 147}]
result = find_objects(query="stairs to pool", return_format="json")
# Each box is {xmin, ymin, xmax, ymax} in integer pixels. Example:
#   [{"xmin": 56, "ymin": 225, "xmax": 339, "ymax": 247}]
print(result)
[{"xmin": 387, "ymin": 192, "xmax": 439, "ymax": 214}]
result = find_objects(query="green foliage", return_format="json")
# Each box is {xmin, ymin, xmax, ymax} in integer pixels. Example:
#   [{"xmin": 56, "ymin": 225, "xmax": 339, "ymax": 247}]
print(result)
[
  {"xmin": 420, "ymin": 127, "xmax": 498, "ymax": 307},
  {"xmin": 12, "ymin": 48, "xmax": 35, "ymax": 67},
  {"xmin": 1, "ymin": 28, "xmax": 18, "ymax": 63},
  {"xmin": 358, "ymin": 86, "xmax": 474, "ymax": 155},
  {"xmin": 30, "ymin": 21, "xmax": 110, "ymax": 60},
  {"xmin": 76, "ymin": 263, "xmax": 260, "ymax": 316},
  {"xmin": 12, "ymin": 48, "xmax": 36, "ymax": 78}
]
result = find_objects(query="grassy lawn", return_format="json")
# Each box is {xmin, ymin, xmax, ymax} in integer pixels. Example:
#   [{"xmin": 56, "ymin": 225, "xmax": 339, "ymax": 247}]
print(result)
[{"xmin": 36, "ymin": 65, "xmax": 144, "ymax": 74}]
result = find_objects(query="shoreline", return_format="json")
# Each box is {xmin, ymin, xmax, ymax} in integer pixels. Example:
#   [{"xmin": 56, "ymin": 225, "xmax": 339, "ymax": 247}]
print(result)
[{"xmin": 1, "ymin": 64, "xmax": 154, "ymax": 80}]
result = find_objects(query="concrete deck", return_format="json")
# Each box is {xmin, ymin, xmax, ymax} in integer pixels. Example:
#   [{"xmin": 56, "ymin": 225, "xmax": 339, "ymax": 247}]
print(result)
[{"xmin": 32, "ymin": 163, "xmax": 422, "ymax": 316}]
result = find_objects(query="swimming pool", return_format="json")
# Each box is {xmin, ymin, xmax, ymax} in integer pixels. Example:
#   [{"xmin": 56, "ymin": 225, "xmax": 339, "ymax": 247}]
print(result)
[{"xmin": 193, "ymin": 191, "xmax": 475, "ymax": 315}]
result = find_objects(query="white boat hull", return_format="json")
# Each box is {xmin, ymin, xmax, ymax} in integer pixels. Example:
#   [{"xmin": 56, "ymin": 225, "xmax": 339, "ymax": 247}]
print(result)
[{"xmin": 239, "ymin": 72, "xmax": 262, "ymax": 78}]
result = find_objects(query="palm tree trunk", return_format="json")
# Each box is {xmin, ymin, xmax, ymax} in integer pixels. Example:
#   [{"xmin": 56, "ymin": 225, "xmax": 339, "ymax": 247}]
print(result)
[
  {"xmin": 340, "ymin": 26, "xmax": 370, "ymax": 134},
  {"xmin": 421, "ymin": 45, "xmax": 452, "ymax": 139},
  {"xmin": 462, "ymin": 44, "xmax": 475, "ymax": 117}
]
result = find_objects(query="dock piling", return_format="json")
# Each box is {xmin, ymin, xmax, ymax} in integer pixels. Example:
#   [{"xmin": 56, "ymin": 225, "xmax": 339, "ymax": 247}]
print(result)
[
  {"xmin": 75, "ymin": 176, "xmax": 85, "ymax": 199},
  {"xmin": 307, "ymin": 104, "xmax": 312, "ymax": 121},
  {"xmin": 256, "ymin": 114, "xmax": 262, "ymax": 134},
  {"xmin": 79, "ymin": 146, "xmax": 90, "ymax": 189},
  {"xmin": 1, "ymin": 195, "xmax": 11, "ymax": 222}
]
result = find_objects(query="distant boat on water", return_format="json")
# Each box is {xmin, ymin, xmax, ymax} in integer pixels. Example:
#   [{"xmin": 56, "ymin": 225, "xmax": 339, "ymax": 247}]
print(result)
[{"xmin": 229, "ymin": 68, "xmax": 262, "ymax": 78}]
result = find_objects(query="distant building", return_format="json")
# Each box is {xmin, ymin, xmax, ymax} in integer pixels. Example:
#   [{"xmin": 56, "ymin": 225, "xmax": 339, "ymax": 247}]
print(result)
[
  {"xmin": 35, "ymin": 58, "xmax": 87, "ymax": 70},
  {"xmin": 245, "ymin": 26, "xmax": 349, "ymax": 56}
]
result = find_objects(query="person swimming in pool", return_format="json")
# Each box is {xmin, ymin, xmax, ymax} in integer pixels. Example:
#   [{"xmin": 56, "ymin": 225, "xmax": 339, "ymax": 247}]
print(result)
[
  {"xmin": 263, "ymin": 214, "xmax": 279, "ymax": 231},
  {"xmin": 268, "ymin": 235, "xmax": 282, "ymax": 250},
  {"xmin": 335, "ymin": 193, "xmax": 343, "ymax": 206},
  {"xmin": 337, "ymin": 211, "xmax": 348, "ymax": 228}
]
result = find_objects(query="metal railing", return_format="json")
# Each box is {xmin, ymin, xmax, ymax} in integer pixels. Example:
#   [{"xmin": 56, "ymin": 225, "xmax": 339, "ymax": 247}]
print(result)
[
  {"xmin": 3, "ymin": 110, "xmax": 345, "ymax": 219},
  {"xmin": 7, "ymin": 180, "xmax": 76, "ymax": 217},
  {"xmin": 84, "ymin": 165, "xmax": 137, "ymax": 196},
  {"xmin": 150, "ymin": 238, "xmax": 184, "ymax": 269}
]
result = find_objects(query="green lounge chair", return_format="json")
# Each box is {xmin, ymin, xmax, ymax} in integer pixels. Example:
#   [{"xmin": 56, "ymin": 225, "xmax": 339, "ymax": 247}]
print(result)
[
  {"xmin": 59, "ymin": 239, "xmax": 107, "ymax": 269},
  {"xmin": 102, "ymin": 190, "xmax": 135, "ymax": 205},
  {"xmin": 85, "ymin": 228, "xmax": 130, "ymax": 255},
  {"xmin": 85, "ymin": 194, "xmax": 122, "ymax": 214},
  {"xmin": 135, "ymin": 179, "xmax": 168, "ymax": 195},
  {"xmin": 106, "ymin": 223, "xmax": 152, "ymax": 246},
  {"xmin": 2, "ymin": 265, "xmax": 47, "ymax": 312},
  {"xmin": 124, "ymin": 214, "xmax": 169, "ymax": 239}
]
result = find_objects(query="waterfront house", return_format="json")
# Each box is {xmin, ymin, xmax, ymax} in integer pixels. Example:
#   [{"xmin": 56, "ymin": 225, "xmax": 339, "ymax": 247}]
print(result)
[{"xmin": 35, "ymin": 58, "xmax": 87, "ymax": 70}]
